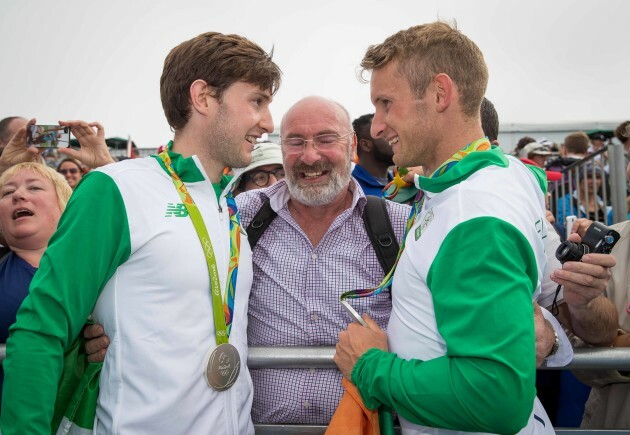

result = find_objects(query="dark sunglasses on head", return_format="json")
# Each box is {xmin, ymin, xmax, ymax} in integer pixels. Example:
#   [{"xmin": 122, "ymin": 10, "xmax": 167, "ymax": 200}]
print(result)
[{"xmin": 59, "ymin": 168, "xmax": 80, "ymax": 175}]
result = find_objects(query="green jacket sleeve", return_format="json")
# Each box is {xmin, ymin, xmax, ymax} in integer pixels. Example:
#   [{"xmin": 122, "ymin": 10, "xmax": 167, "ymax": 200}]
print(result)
[
  {"xmin": 352, "ymin": 217, "xmax": 539, "ymax": 434},
  {"xmin": 0, "ymin": 171, "xmax": 131, "ymax": 434}
]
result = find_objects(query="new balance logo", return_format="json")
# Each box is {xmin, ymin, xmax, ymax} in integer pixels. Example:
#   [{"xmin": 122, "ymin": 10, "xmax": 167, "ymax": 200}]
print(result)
[{"xmin": 165, "ymin": 203, "xmax": 189, "ymax": 217}]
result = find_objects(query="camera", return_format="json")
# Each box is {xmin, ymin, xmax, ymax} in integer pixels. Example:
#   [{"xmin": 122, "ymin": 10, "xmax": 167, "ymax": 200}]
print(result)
[
  {"xmin": 555, "ymin": 221, "xmax": 620, "ymax": 263},
  {"xmin": 26, "ymin": 125, "xmax": 70, "ymax": 148}
]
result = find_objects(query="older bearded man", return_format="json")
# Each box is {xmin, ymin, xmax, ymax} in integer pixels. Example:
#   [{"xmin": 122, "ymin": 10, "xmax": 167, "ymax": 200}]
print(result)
[{"xmin": 237, "ymin": 96, "xmax": 410, "ymax": 424}]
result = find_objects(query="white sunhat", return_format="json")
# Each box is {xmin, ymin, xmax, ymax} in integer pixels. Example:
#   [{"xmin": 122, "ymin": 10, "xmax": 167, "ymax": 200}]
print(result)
[
  {"xmin": 519, "ymin": 142, "xmax": 554, "ymax": 159},
  {"xmin": 231, "ymin": 142, "xmax": 283, "ymax": 187}
]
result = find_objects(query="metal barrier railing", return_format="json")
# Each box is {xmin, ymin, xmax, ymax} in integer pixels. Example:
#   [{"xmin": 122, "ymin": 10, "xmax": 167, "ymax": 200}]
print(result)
[
  {"xmin": 2, "ymin": 345, "xmax": 630, "ymax": 433},
  {"xmin": 247, "ymin": 346, "xmax": 630, "ymax": 370},
  {"xmin": 2, "ymin": 343, "xmax": 630, "ymax": 369},
  {"xmin": 549, "ymin": 144, "xmax": 628, "ymax": 235}
]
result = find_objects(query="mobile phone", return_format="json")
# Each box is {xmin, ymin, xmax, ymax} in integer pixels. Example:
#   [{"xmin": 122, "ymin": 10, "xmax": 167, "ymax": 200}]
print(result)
[
  {"xmin": 341, "ymin": 300, "xmax": 368, "ymax": 327},
  {"xmin": 26, "ymin": 125, "xmax": 70, "ymax": 148}
]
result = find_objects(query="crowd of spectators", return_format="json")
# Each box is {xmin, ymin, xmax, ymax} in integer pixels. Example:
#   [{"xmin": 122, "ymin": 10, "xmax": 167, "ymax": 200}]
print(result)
[
  {"xmin": 2, "ymin": 114, "xmax": 630, "ymax": 432},
  {"xmin": 1, "ymin": 24, "xmax": 630, "ymax": 433}
]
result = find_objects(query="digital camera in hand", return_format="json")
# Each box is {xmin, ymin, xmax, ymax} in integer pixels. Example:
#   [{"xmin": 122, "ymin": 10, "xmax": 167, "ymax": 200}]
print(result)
[{"xmin": 555, "ymin": 221, "xmax": 620, "ymax": 263}]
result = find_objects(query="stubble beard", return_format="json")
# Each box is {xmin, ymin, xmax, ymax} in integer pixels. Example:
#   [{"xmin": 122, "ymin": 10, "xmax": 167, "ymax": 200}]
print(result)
[
  {"xmin": 204, "ymin": 103, "xmax": 251, "ymax": 170},
  {"xmin": 395, "ymin": 128, "xmax": 438, "ymax": 171}
]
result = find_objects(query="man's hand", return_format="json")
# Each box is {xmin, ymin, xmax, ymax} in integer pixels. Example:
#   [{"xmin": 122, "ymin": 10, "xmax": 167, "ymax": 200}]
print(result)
[
  {"xmin": 551, "ymin": 232, "xmax": 615, "ymax": 308},
  {"xmin": 551, "ymin": 252, "xmax": 615, "ymax": 308},
  {"xmin": 534, "ymin": 302, "xmax": 556, "ymax": 367},
  {"xmin": 0, "ymin": 118, "xmax": 40, "ymax": 173},
  {"xmin": 401, "ymin": 166, "xmax": 424, "ymax": 184},
  {"xmin": 334, "ymin": 314, "xmax": 388, "ymax": 380},
  {"xmin": 552, "ymin": 225, "xmax": 618, "ymax": 346},
  {"xmin": 84, "ymin": 323, "xmax": 109, "ymax": 363},
  {"xmin": 613, "ymin": 332, "xmax": 630, "ymax": 348},
  {"xmin": 570, "ymin": 218, "xmax": 593, "ymax": 238},
  {"xmin": 58, "ymin": 120, "xmax": 115, "ymax": 169}
]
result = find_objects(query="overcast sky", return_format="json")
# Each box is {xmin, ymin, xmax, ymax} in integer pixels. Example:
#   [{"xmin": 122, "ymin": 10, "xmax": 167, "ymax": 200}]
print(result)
[{"xmin": 1, "ymin": 0, "xmax": 628, "ymax": 149}]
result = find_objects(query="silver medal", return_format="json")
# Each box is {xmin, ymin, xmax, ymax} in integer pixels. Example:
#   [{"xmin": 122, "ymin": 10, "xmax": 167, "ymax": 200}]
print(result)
[{"xmin": 204, "ymin": 343, "xmax": 240, "ymax": 391}]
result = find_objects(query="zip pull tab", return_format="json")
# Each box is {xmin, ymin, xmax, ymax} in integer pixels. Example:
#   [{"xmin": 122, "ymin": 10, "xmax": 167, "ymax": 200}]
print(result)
[
  {"xmin": 218, "ymin": 194, "xmax": 225, "ymax": 219},
  {"xmin": 216, "ymin": 187, "xmax": 223, "ymax": 214}
]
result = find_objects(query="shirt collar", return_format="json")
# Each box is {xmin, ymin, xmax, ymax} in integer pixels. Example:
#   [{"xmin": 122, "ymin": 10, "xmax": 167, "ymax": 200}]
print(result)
[
  {"xmin": 153, "ymin": 141, "xmax": 206, "ymax": 183},
  {"xmin": 416, "ymin": 144, "xmax": 508, "ymax": 194}
]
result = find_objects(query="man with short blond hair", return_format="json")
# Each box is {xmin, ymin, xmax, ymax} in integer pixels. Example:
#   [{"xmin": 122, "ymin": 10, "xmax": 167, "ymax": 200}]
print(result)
[{"xmin": 335, "ymin": 22, "xmax": 553, "ymax": 434}]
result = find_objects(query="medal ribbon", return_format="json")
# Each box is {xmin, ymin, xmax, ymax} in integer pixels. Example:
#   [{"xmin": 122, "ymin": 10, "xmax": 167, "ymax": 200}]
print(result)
[
  {"xmin": 383, "ymin": 167, "xmax": 412, "ymax": 200},
  {"xmin": 341, "ymin": 138, "xmax": 492, "ymax": 301},
  {"xmin": 340, "ymin": 190, "xmax": 424, "ymax": 300},
  {"xmin": 430, "ymin": 137, "xmax": 492, "ymax": 177},
  {"xmin": 159, "ymin": 149, "xmax": 240, "ymax": 342}
]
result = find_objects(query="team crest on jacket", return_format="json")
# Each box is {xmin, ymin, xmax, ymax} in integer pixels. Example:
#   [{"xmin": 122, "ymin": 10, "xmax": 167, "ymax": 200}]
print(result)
[{"xmin": 415, "ymin": 209, "xmax": 434, "ymax": 240}]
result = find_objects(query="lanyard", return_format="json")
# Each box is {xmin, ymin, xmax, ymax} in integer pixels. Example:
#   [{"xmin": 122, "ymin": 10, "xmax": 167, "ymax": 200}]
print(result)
[
  {"xmin": 158, "ymin": 149, "xmax": 240, "ymax": 343},
  {"xmin": 341, "ymin": 138, "xmax": 492, "ymax": 301},
  {"xmin": 340, "ymin": 190, "xmax": 424, "ymax": 300}
]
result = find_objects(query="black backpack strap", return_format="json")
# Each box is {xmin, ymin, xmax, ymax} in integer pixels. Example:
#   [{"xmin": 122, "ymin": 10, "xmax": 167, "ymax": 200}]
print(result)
[
  {"xmin": 246, "ymin": 198, "xmax": 278, "ymax": 250},
  {"xmin": 247, "ymin": 196, "xmax": 400, "ymax": 275},
  {"xmin": 363, "ymin": 195, "xmax": 400, "ymax": 275}
]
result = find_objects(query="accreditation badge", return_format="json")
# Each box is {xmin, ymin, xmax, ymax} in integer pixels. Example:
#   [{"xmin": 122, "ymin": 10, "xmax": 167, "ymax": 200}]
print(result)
[
  {"xmin": 203, "ymin": 343, "xmax": 241, "ymax": 391},
  {"xmin": 415, "ymin": 208, "xmax": 434, "ymax": 240}
]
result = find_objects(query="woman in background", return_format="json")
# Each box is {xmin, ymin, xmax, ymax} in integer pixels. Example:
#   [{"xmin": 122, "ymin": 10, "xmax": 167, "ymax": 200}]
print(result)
[
  {"xmin": 57, "ymin": 158, "xmax": 85, "ymax": 190},
  {"xmin": 556, "ymin": 164, "xmax": 613, "ymax": 234},
  {"xmin": 0, "ymin": 162, "xmax": 72, "ymax": 407}
]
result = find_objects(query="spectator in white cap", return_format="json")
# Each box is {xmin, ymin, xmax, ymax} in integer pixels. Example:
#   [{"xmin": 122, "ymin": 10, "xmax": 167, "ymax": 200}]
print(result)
[
  {"xmin": 233, "ymin": 142, "xmax": 284, "ymax": 195},
  {"xmin": 519, "ymin": 141, "xmax": 555, "ymax": 168},
  {"xmin": 588, "ymin": 132, "xmax": 607, "ymax": 153}
]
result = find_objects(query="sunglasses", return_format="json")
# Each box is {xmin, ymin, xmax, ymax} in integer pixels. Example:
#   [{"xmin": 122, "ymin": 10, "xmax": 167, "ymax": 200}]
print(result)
[{"xmin": 59, "ymin": 168, "xmax": 80, "ymax": 175}]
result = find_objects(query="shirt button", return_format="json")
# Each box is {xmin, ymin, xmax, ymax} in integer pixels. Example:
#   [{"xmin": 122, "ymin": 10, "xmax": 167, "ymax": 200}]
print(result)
[
  {"xmin": 309, "ymin": 368, "xmax": 316, "ymax": 374},
  {"xmin": 303, "ymin": 401, "xmax": 311, "ymax": 408},
  {"xmin": 311, "ymin": 314, "xmax": 319, "ymax": 321},
  {"xmin": 311, "ymin": 253, "xmax": 318, "ymax": 260}
]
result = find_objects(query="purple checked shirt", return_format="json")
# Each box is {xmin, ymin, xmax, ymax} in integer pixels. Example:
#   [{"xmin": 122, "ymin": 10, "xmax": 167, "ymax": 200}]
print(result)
[{"xmin": 236, "ymin": 179, "xmax": 409, "ymax": 424}]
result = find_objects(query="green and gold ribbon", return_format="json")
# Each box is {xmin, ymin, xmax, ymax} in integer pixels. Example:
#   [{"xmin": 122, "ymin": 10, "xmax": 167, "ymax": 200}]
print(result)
[{"xmin": 159, "ymin": 149, "xmax": 240, "ymax": 341}]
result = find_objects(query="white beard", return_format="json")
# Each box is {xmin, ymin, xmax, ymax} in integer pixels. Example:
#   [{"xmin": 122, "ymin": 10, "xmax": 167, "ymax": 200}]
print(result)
[{"xmin": 285, "ymin": 157, "xmax": 352, "ymax": 207}]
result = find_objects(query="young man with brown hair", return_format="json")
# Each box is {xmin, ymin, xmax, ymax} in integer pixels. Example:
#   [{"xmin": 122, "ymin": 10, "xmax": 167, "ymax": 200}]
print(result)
[{"xmin": 0, "ymin": 31, "xmax": 280, "ymax": 434}]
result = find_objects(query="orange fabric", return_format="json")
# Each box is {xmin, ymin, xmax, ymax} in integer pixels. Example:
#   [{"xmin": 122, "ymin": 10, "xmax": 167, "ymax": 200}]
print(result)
[{"xmin": 326, "ymin": 378, "xmax": 379, "ymax": 435}]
